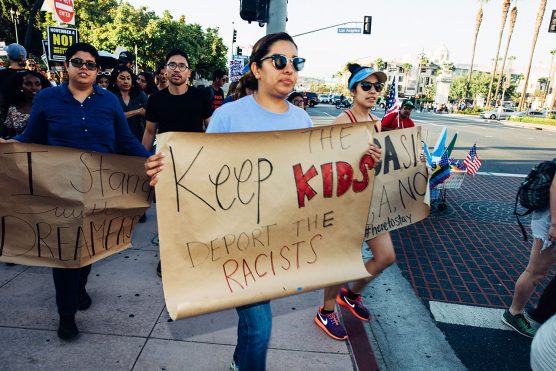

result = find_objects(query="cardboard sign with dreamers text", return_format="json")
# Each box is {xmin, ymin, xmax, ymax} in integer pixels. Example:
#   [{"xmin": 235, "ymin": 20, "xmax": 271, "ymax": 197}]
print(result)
[
  {"xmin": 0, "ymin": 144, "xmax": 152, "ymax": 268},
  {"xmin": 155, "ymin": 124, "xmax": 376, "ymax": 319}
]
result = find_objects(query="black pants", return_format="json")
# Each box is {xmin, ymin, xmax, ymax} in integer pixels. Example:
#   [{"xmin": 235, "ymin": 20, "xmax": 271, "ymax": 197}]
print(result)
[
  {"xmin": 52, "ymin": 265, "xmax": 92, "ymax": 316},
  {"xmin": 531, "ymin": 275, "xmax": 556, "ymax": 324}
]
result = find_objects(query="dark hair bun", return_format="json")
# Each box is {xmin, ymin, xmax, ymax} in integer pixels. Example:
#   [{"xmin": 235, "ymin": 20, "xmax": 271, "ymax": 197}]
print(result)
[{"xmin": 347, "ymin": 63, "xmax": 362, "ymax": 74}]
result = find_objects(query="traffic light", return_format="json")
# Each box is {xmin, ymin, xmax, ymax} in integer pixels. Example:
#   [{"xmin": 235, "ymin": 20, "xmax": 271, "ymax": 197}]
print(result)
[
  {"xmin": 363, "ymin": 16, "xmax": 372, "ymax": 35},
  {"xmin": 549, "ymin": 10, "xmax": 556, "ymax": 33},
  {"xmin": 237, "ymin": 47, "xmax": 242, "ymax": 56},
  {"xmin": 233, "ymin": 29, "xmax": 237, "ymax": 43},
  {"xmin": 240, "ymin": 0, "xmax": 269, "ymax": 23}
]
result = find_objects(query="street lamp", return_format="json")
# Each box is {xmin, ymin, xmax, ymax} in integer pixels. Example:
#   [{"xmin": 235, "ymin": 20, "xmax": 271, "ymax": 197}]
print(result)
[{"xmin": 9, "ymin": 9, "xmax": 20, "ymax": 44}]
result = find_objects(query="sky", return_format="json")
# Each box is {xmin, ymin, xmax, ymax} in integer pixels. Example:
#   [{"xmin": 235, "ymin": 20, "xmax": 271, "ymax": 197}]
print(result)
[{"xmin": 127, "ymin": 0, "xmax": 556, "ymax": 80}]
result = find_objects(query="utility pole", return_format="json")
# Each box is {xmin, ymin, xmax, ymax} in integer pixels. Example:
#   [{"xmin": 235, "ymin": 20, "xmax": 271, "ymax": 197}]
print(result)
[{"xmin": 266, "ymin": 0, "xmax": 287, "ymax": 34}]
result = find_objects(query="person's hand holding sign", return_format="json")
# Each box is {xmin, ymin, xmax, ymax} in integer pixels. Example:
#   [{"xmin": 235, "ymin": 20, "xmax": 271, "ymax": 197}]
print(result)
[
  {"xmin": 367, "ymin": 143, "xmax": 381, "ymax": 167},
  {"xmin": 145, "ymin": 152, "xmax": 165, "ymax": 186}
]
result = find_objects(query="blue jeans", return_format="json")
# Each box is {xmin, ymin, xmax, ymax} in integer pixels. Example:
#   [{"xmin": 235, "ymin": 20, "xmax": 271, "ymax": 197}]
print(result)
[{"xmin": 233, "ymin": 300, "xmax": 272, "ymax": 371}]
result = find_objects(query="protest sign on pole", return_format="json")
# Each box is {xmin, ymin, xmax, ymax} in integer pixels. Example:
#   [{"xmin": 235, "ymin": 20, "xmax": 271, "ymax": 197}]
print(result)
[
  {"xmin": 228, "ymin": 57, "xmax": 245, "ymax": 83},
  {"xmin": 365, "ymin": 127, "xmax": 430, "ymax": 239},
  {"xmin": 0, "ymin": 144, "xmax": 152, "ymax": 268},
  {"xmin": 155, "ymin": 124, "xmax": 377, "ymax": 319},
  {"xmin": 47, "ymin": 26, "xmax": 78, "ymax": 61}
]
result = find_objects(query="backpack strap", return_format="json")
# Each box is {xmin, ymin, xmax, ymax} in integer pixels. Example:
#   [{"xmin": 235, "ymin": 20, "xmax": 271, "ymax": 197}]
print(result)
[{"xmin": 514, "ymin": 187, "xmax": 534, "ymax": 241}]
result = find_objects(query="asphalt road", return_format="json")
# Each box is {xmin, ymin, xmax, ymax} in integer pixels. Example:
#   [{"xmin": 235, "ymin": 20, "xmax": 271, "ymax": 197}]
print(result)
[{"xmin": 308, "ymin": 104, "xmax": 555, "ymax": 175}]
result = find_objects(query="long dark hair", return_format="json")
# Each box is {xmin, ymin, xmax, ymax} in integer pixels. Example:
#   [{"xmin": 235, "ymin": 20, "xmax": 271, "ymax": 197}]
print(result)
[
  {"xmin": 6, "ymin": 70, "xmax": 51, "ymax": 106},
  {"xmin": 137, "ymin": 71, "xmax": 157, "ymax": 95},
  {"xmin": 108, "ymin": 65, "xmax": 141, "ymax": 96}
]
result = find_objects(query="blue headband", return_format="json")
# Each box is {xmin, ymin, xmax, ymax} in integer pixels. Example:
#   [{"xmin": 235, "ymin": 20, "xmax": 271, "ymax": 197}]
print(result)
[{"xmin": 348, "ymin": 67, "xmax": 378, "ymax": 90}]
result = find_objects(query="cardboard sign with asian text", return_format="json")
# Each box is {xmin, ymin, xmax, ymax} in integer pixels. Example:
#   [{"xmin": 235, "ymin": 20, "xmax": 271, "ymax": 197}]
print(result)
[
  {"xmin": 0, "ymin": 143, "xmax": 152, "ymax": 268},
  {"xmin": 155, "ymin": 124, "xmax": 376, "ymax": 320}
]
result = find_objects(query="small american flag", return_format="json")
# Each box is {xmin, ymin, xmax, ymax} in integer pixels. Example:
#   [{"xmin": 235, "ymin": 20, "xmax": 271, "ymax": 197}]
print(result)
[
  {"xmin": 385, "ymin": 76, "xmax": 398, "ymax": 114},
  {"xmin": 463, "ymin": 144, "xmax": 482, "ymax": 175}
]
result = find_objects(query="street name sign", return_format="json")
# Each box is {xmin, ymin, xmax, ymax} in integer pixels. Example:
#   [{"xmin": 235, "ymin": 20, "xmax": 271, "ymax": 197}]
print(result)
[{"xmin": 338, "ymin": 27, "xmax": 362, "ymax": 34}]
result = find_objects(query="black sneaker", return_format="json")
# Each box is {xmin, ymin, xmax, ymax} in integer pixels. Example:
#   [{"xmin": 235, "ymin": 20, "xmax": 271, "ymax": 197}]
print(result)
[
  {"xmin": 58, "ymin": 315, "xmax": 79, "ymax": 340},
  {"xmin": 156, "ymin": 261, "xmax": 162, "ymax": 278},
  {"xmin": 501, "ymin": 309, "xmax": 536, "ymax": 338}
]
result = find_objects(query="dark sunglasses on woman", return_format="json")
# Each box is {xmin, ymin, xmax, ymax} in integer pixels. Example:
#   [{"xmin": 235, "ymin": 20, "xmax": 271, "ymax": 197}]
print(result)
[
  {"xmin": 259, "ymin": 54, "xmax": 305, "ymax": 72},
  {"xmin": 359, "ymin": 81, "xmax": 384, "ymax": 92}
]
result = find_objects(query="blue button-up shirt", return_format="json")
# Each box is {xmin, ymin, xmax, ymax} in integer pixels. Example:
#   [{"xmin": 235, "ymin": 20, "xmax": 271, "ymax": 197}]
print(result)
[{"xmin": 15, "ymin": 83, "xmax": 150, "ymax": 157}]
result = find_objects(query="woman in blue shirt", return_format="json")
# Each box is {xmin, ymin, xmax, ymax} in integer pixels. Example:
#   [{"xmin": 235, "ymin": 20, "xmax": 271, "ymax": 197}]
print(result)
[{"xmin": 147, "ymin": 32, "xmax": 310, "ymax": 371}]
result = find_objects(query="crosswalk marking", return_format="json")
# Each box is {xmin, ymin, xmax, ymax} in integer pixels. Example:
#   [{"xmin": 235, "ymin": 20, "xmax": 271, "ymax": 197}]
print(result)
[{"xmin": 429, "ymin": 301, "xmax": 510, "ymax": 331}]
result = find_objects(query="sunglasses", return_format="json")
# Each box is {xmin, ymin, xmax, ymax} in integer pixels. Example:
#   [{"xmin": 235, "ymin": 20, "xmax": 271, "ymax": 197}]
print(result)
[
  {"xmin": 166, "ymin": 62, "xmax": 190, "ymax": 72},
  {"xmin": 98, "ymin": 71, "xmax": 110, "ymax": 76},
  {"xmin": 359, "ymin": 81, "xmax": 384, "ymax": 92},
  {"xmin": 292, "ymin": 98, "xmax": 304, "ymax": 105},
  {"xmin": 69, "ymin": 58, "xmax": 98, "ymax": 71},
  {"xmin": 259, "ymin": 54, "xmax": 305, "ymax": 72}
]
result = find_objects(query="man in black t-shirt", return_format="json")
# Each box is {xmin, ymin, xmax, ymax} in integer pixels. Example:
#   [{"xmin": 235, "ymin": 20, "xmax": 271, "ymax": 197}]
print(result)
[
  {"xmin": 205, "ymin": 69, "xmax": 227, "ymax": 110},
  {"xmin": 142, "ymin": 49, "xmax": 212, "ymax": 152}
]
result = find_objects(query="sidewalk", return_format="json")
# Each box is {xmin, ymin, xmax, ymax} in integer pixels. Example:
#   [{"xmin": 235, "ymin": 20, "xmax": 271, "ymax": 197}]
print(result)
[{"xmin": 0, "ymin": 205, "xmax": 365, "ymax": 371}]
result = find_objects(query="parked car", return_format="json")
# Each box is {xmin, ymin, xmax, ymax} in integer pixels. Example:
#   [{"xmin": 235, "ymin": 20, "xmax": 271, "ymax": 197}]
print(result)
[
  {"xmin": 480, "ymin": 107, "xmax": 518, "ymax": 120},
  {"xmin": 331, "ymin": 94, "xmax": 342, "ymax": 104},
  {"xmin": 318, "ymin": 93, "xmax": 330, "ymax": 104},
  {"xmin": 303, "ymin": 92, "xmax": 319, "ymax": 107},
  {"xmin": 509, "ymin": 110, "xmax": 556, "ymax": 119}
]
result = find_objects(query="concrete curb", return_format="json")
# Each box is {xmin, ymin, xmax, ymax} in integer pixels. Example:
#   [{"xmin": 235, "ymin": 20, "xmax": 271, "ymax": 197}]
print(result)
[{"xmin": 360, "ymin": 265, "xmax": 466, "ymax": 371}]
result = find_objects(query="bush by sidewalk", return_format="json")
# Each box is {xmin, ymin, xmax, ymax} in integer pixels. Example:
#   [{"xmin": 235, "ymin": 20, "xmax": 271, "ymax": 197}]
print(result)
[{"xmin": 508, "ymin": 117, "xmax": 556, "ymax": 126}]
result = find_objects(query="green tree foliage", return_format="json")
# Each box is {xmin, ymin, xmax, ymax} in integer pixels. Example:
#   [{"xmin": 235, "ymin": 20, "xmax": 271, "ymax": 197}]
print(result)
[
  {"xmin": 73, "ymin": 1, "xmax": 227, "ymax": 76},
  {"xmin": 4, "ymin": 0, "xmax": 227, "ymax": 77},
  {"xmin": 449, "ymin": 72, "xmax": 517, "ymax": 102}
]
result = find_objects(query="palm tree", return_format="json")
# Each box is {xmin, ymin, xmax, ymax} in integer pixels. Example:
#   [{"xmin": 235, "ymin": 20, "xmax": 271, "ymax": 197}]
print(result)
[
  {"xmin": 466, "ymin": 0, "xmax": 489, "ymax": 98},
  {"xmin": 486, "ymin": 0, "xmax": 512, "ymax": 109},
  {"xmin": 544, "ymin": 50, "xmax": 556, "ymax": 108},
  {"xmin": 493, "ymin": 6, "xmax": 517, "ymax": 105},
  {"xmin": 501, "ymin": 56, "xmax": 516, "ymax": 102},
  {"xmin": 402, "ymin": 63, "xmax": 412, "ymax": 94},
  {"xmin": 518, "ymin": 0, "xmax": 547, "ymax": 111},
  {"xmin": 374, "ymin": 58, "xmax": 385, "ymax": 71}
]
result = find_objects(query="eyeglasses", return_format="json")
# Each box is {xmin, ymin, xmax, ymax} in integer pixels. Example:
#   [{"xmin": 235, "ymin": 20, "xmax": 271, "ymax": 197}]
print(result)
[
  {"xmin": 69, "ymin": 58, "xmax": 98, "ymax": 71},
  {"xmin": 259, "ymin": 54, "xmax": 305, "ymax": 72},
  {"xmin": 166, "ymin": 62, "xmax": 190, "ymax": 72},
  {"xmin": 98, "ymin": 71, "xmax": 110, "ymax": 76},
  {"xmin": 359, "ymin": 81, "xmax": 384, "ymax": 92},
  {"xmin": 292, "ymin": 98, "xmax": 304, "ymax": 106}
]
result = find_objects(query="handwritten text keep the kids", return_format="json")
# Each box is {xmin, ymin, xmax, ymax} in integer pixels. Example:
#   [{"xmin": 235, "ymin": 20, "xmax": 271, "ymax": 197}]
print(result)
[{"xmin": 167, "ymin": 125, "xmax": 375, "ymax": 294}]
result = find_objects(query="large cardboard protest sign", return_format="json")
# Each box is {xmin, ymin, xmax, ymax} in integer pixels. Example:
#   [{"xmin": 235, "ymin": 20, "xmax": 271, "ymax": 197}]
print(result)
[
  {"xmin": 156, "ymin": 124, "xmax": 376, "ymax": 319},
  {"xmin": 365, "ymin": 127, "xmax": 429, "ymax": 239},
  {"xmin": 0, "ymin": 144, "xmax": 152, "ymax": 268}
]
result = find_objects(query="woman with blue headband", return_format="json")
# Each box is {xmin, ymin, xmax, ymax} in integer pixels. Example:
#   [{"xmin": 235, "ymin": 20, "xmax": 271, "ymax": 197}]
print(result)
[{"xmin": 314, "ymin": 63, "xmax": 394, "ymax": 341}]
